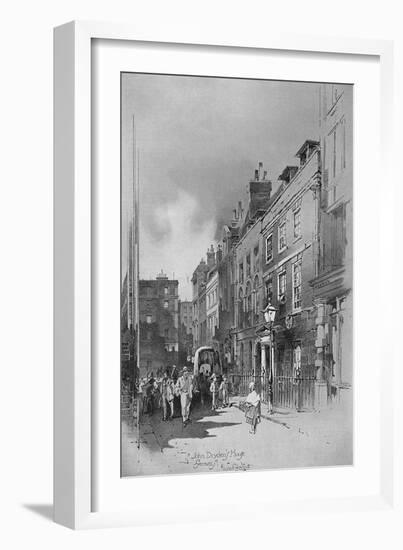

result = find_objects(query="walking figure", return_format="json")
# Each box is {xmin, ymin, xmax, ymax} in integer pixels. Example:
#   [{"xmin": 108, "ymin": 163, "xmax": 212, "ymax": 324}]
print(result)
[
  {"xmin": 176, "ymin": 366, "xmax": 193, "ymax": 426},
  {"xmin": 210, "ymin": 374, "xmax": 218, "ymax": 410},
  {"xmin": 244, "ymin": 382, "xmax": 261, "ymax": 434},
  {"xmin": 160, "ymin": 371, "xmax": 174, "ymax": 421},
  {"xmin": 219, "ymin": 376, "xmax": 229, "ymax": 407}
]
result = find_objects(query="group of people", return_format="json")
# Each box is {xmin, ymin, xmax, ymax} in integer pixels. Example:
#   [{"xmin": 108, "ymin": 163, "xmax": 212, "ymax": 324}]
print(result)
[
  {"xmin": 136, "ymin": 368, "xmax": 262, "ymax": 434},
  {"xmin": 207, "ymin": 373, "xmax": 230, "ymax": 410},
  {"xmin": 137, "ymin": 366, "xmax": 231, "ymax": 427}
]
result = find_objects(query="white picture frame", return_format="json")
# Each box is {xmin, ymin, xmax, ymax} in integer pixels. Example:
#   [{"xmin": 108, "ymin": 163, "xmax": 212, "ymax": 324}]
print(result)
[{"xmin": 54, "ymin": 20, "xmax": 394, "ymax": 529}]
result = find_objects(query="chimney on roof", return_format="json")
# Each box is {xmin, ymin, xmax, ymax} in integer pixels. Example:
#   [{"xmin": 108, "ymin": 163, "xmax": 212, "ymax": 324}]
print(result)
[
  {"xmin": 258, "ymin": 161, "xmax": 263, "ymax": 180},
  {"xmin": 248, "ymin": 162, "xmax": 272, "ymax": 220}
]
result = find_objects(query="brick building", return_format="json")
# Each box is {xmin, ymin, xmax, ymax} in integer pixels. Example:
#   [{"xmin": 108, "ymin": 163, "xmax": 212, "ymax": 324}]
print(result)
[
  {"xmin": 178, "ymin": 300, "xmax": 193, "ymax": 366},
  {"xmin": 138, "ymin": 270, "xmax": 179, "ymax": 376},
  {"xmin": 233, "ymin": 163, "xmax": 272, "ymax": 374},
  {"xmin": 216, "ymin": 224, "xmax": 239, "ymax": 372},
  {"xmin": 191, "ymin": 255, "xmax": 211, "ymax": 350},
  {"xmin": 188, "ymin": 87, "xmax": 352, "ymax": 412},
  {"xmin": 179, "ymin": 300, "xmax": 193, "ymax": 336},
  {"xmin": 206, "ymin": 265, "xmax": 219, "ymax": 346},
  {"xmin": 260, "ymin": 140, "xmax": 321, "ymax": 409}
]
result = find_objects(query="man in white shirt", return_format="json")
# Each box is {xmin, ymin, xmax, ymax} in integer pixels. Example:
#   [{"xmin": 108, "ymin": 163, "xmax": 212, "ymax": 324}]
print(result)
[
  {"xmin": 175, "ymin": 367, "xmax": 193, "ymax": 426},
  {"xmin": 160, "ymin": 371, "xmax": 174, "ymax": 421}
]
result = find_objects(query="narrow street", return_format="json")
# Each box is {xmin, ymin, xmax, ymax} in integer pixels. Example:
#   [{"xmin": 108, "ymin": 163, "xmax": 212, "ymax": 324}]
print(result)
[{"xmin": 122, "ymin": 399, "xmax": 352, "ymax": 477}]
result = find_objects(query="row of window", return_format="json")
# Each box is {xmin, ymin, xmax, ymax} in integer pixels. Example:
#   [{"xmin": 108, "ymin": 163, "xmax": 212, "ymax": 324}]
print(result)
[
  {"xmin": 239, "ymin": 290, "xmax": 261, "ymax": 315},
  {"xmin": 208, "ymin": 314, "xmax": 218, "ymax": 337},
  {"xmin": 143, "ymin": 286, "xmax": 173, "ymax": 297},
  {"xmin": 207, "ymin": 287, "xmax": 218, "ymax": 308},
  {"xmin": 325, "ymin": 116, "xmax": 346, "ymax": 183},
  {"xmin": 238, "ymin": 245, "xmax": 260, "ymax": 284},
  {"xmin": 237, "ymin": 276, "xmax": 262, "ymax": 328},
  {"xmin": 144, "ymin": 327, "xmax": 178, "ymax": 349},
  {"xmin": 265, "ymin": 208, "xmax": 302, "ymax": 264},
  {"xmin": 264, "ymin": 259, "xmax": 302, "ymax": 311},
  {"xmin": 164, "ymin": 344, "xmax": 178, "ymax": 353},
  {"xmin": 143, "ymin": 299, "xmax": 172, "ymax": 310}
]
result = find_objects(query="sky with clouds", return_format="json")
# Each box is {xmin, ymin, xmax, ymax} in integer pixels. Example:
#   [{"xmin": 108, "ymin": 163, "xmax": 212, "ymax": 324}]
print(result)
[{"xmin": 121, "ymin": 73, "xmax": 320, "ymax": 300}]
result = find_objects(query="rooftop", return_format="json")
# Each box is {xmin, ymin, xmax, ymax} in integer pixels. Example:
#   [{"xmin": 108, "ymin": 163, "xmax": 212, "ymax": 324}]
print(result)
[{"xmin": 295, "ymin": 139, "xmax": 320, "ymax": 159}]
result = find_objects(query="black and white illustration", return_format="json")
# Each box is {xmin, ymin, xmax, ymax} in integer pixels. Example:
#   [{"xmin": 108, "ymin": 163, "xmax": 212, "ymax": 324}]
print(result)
[{"xmin": 120, "ymin": 73, "xmax": 353, "ymax": 477}]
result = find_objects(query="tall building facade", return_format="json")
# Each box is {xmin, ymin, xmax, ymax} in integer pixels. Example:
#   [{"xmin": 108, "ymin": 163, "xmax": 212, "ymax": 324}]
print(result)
[
  {"xmin": 179, "ymin": 300, "xmax": 193, "ymax": 365},
  {"xmin": 188, "ymin": 85, "xmax": 353, "ymax": 411},
  {"xmin": 216, "ymin": 225, "xmax": 239, "ymax": 372},
  {"xmin": 260, "ymin": 140, "xmax": 321, "ymax": 409},
  {"xmin": 309, "ymin": 83, "xmax": 353, "ymax": 407},
  {"xmin": 206, "ymin": 267, "xmax": 219, "ymax": 346},
  {"xmin": 191, "ymin": 257, "xmax": 210, "ymax": 350},
  {"xmin": 139, "ymin": 271, "xmax": 179, "ymax": 376},
  {"xmin": 179, "ymin": 300, "xmax": 193, "ymax": 336},
  {"xmin": 233, "ymin": 164, "xmax": 272, "ymax": 374}
]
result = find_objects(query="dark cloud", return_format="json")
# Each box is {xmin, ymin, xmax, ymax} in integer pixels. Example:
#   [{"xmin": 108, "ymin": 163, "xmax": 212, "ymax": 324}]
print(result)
[{"xmin": 122, "ymin": 73, "xmax": 319, "ymax": 287}]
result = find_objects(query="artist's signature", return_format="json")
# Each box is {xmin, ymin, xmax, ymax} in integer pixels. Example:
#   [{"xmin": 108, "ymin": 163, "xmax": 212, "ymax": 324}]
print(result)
[{"xmin": 187, "ymin": 449, "xmax": 250, "ymax": 472}]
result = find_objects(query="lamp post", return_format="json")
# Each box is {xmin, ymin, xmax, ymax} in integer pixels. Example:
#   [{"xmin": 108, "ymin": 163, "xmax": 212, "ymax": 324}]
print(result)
[{"xmin": 262, "ymin": 302, "xmax": 277, "ymax": 414}]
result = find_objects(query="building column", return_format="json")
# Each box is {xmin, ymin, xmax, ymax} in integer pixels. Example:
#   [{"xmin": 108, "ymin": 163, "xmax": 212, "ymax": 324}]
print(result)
[
  {"xmin": 261, "ymin": 344, "xmax": 267, "ymax": 374},
  {"xmin": 310, "ymin": 176, "xmax": 322, "ymax": 278},
  {"xmin": 314, "ymin": 299, "xmax": 329, "ymax": 410}
]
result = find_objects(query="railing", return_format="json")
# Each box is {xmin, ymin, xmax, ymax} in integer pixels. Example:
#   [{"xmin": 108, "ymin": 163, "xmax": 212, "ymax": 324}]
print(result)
[
  {"xmin": 229, "ymin": 371, "xmax": 317, "ymax": 411},
  {"xmin": 273, "ymin": 375, "xmax": 316, "ymax": 411},
  {"xmin": 229, "ymin": 373, "xmax": 269, "ymax": 399}
]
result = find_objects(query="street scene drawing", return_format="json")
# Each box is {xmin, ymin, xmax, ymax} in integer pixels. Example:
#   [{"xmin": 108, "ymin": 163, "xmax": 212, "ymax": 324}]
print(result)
[{"xmin": 120, "ymin": 73, "xmax": 353, "ymax": 477}]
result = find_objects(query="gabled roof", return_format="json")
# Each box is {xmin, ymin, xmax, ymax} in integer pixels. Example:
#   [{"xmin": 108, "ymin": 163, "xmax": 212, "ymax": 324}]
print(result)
[{"xmin": 295, "ymin": 139, "xmax": 320, "ymax": 158}]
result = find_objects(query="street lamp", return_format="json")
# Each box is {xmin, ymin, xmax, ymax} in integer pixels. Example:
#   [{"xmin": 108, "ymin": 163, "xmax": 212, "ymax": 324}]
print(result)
[
  {"xmin": 261, "ymin": 302, "xmax": 277, "ymax": 414},
  {"xmin": 262, "ymin": 302, "xmax": 277, "ymax": 325}
]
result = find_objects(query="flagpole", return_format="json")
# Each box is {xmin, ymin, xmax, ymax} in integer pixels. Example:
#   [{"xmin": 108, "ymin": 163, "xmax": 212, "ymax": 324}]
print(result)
[{"xmin": 134, "ymin": 117, "xmax": 141, "ymax": 449}]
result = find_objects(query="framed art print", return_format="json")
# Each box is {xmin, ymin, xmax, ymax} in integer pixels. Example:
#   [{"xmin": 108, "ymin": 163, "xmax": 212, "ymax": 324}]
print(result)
[
  {"xmin": 54, "ymin": 21, "xmax": 394, "ymax": 529},
  {"xmin": 120, "ymin": 72, "xmax": 353, "ymax": 477}
]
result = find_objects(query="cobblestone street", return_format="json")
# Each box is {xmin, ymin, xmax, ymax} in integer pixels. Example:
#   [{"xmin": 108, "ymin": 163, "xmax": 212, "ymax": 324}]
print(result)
[{"xmin": 122, "ymin": 398, "xmax": 352, "ymax": 477}]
